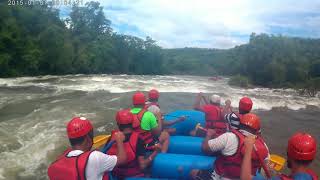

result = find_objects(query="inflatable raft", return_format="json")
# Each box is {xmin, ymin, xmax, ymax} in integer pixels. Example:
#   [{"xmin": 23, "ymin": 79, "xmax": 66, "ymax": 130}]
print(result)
[
  {"xmin": 125, "ymin": 110, "xmax": 213, "ymax": 180},
  {"xmin": 95, "ymin": 110, "xmax": 274, "ymax": 180}
]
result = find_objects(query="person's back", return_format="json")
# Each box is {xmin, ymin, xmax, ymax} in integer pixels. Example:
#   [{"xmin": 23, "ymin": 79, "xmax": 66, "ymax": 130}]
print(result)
[
  {"xmin": 146, "ymin": 89, "xmax": 161, "ymax": 113},
  {"xmin": 193, "ymin": 94, "xmax": 228, "ymax": 136},
  {"xmin": 146, "ymin": 89, "xmax": 186, "ymax": 135},
  {"xmin": 241, "ymin": 132, "xmax": 318, "ymax": 180},
  {"xmin": 214, "ymin": 129, "xmax": 269, "ymax": 179},
  {"xmin": 106, "ymin": 109, "xmax": 161, "ymax": 179},
  {"xmin": 280, "ymin": 133, "xmax": 318, "ymax": 180},
  {"xmin": 202, "ymin": 104, "xmax": 226, "ymax": 133},
  {"xmin": 130, "ymin": 92, "xmax": 169, "ymax": 153},
  {"xmin": 107, "ymin": 131, "xmax": 144, "ymax": 179},
  {"xmin": 224, "ymin": 96, "xmax": 253, "ymax": 130},
  {"xmin": 48, "ymin": 117, "xmax": 127, "ymax": 180},
  {"xmin": 275, "ymin": 171, "xmax": 317, "ymax": 180},
  {"xmin": 48, "ymin": 148, "xmax": 94, "ymax": 180},
  {"xmin": 192, "ymin": 113, "xmax": 269, "ymax": 180}
]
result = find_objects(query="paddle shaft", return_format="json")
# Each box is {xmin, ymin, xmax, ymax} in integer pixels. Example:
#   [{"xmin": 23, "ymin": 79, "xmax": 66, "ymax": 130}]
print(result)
[
  {"xmin": 198, "ymin": 126, "xmax": 208, "ymax": 132},
  {"xmin": 253, "ymin": 144, "xmax": 271, "ymax": 178},
  {"xmin": 195, "ymin": 123, "xmax": 208, "ymax": 132},
  {"xmin": 163, "ymin": 114, "xmax": 188, "ymax": 118},
  {"xmin": 201, "ymin": 95, "xmax": 209, "ymax": 104},
  {"xmin": 102, "ymin": 140, "xmax": 116, "ymax": 153}
]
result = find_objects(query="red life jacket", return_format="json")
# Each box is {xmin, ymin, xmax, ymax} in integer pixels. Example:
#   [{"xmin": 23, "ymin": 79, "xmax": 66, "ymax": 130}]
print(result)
[
  {"xmin": 136, "ymin": 129, "xmax": 155, "ymax": 150},
  {"xmin": 203, "ymin": 105, "xmax": 228, "ymax": 135},
  {"xmin": 132, "ymin": 108, "xmax": 147, "ymax": 129},
  {"xmin": 214, "ymin": 129, "xmax": 269, "ymax": 179},
  {"xmin": 279, "ymin": 170, "xmax": 318, "ymax": 180},
  {"xmin": 131, "ymin": 108, "xmax": 155, "ymax": 150},
  {"xmin": 48, "ymin": 149, "xmax": 109, "ymax": 180},
  {"xmin": 106, "ymin": 132, "xmax": 144, "ymax": 179}
]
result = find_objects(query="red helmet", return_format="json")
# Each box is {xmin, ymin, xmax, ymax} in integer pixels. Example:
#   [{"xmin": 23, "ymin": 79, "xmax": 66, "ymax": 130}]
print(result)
[
  {"xmin": 132, "ymin": 92, "xmax": 145, "ymax": 105},
  {"xmin": 240, "ymin": 113, "xmax": 260, "ymax": 133},
  {"xmin": 287, "ymin": 132, "xmax": 317, "ymax": 161},
  {"xmin": 148, "ymin": 89, "xmax": 160, "ymax": 100},
  {"xmin": 116, "ymin": 109, "xmax": 133, "ymax": 125},
  {"xmin": 67, "ymin": 117, "xmax": 93, "ymax": 139},
  {"xmin": 239, "ymin": 97, "xmax": 253, "ymax": 112}
]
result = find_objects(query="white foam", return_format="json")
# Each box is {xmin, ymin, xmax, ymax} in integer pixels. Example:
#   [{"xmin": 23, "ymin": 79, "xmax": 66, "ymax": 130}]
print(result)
[
  {"xmin": 0, "ymin": 168, "xmax": 5, "ymax": 180},
  {"xmin": 106, "ymin": 97, "xmax": 121, "ymax": 102},
  {"xmin": 0, "ymin": 106, "xmax": 69, "ymax": 179},
  {"xmin": 0, "ymin": 74, "xmax": 319, "ymax": 179},
  {"xmin": 1, "ymin": 75, "xmax": 319, "ymax": 111}
]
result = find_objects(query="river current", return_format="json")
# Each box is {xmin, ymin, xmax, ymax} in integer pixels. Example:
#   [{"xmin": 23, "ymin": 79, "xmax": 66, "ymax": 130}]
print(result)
[{"xmin": 0, "ymin": 75, "xmax": 319, "ymax": 179}]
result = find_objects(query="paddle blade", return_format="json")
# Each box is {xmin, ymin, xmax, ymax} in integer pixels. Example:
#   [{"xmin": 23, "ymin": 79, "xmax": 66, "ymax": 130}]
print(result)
[
  {"xmin": 93, "ymin": 135, "xmax": 111, "ymax": 149},
  {"xmin": 269, "ymin": 154, "xmax": 286, "ymax": 171}
]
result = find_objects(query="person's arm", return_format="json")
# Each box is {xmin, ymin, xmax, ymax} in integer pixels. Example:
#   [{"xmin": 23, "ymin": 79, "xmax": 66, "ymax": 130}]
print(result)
[
  {"xmin": 193, "ymin": 93, "xmax": 203, "ymax": 110},
  {"xmin": 114, "ymin": 131, "xmax": 127, "ymax": 166},
  {"xmin": 202, "ymin": 130, "xmax": 236, "ymax": 155},
  {"xmin": 135, "ymin": 138, "xmax": 160, "ymax": 170},
  {"xmin": 223, "ymin": 99, "xmax": 233, "ymax": 115},
  {"xmin": 138, "ymin": 145, "xmax": 160, "ymax": 169},
  {"xmin": 241, "ymin": 135, "xmax": 256, "ymax": 180},
  {"xmin": 163, "ymin": 116, "xmax": 186, "ymax": 127},
  {"xmin": 202, "ymin": 129, "xmax": 217, "ymax": 154},
  {"xmin": 151, "ymin": 112, "xmax": 162, "ymax": 136}
]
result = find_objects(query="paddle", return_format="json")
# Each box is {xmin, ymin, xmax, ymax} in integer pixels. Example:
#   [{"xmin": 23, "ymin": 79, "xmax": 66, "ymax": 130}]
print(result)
[
  {"xmin": 195, "ymin": 123, "xmax": 208, "ymax": 132},
  {"xmin": 200, "ymin": 94, "xmax": 209, "ymax": 104},
  {"xmin": 163, "ymin": 114, "xmax": 189, "ymax": 118},
  {"xmin": 93, "ymin": 135, "xmax": 111, "ymax": 149},
  {"xmin": 101, "ymin": 140, "xmax": 116, "ymax": 153},
  {"xmin": 268, "ymin": 154, "xmax": 286, "ymax": 172}
]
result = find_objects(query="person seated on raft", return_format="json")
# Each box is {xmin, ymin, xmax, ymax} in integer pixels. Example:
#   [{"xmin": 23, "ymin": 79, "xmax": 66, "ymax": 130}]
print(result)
[
  {"xmin": 241, "ymin": 132, "xmax": 317, "ymax": 180},
  {"xmin": 146, "ymin": 89, "xmax": 186, "ymax": 134},
  {"xmin": 190, "ymin": 113, "xmax": 270, "ymax": 180},
  {"xmin": 191, "ymin": 93, "xmax": 228, "ymax": 137},
  {"xmin": 48, "ymin": 117, "xmax": 127, "ymax": 180},
  {"xmin": 224, "ymin": 97, "xmax": 253, "ymax": 129},
  {"xmin": 106, "ymin": 110, "xmax": 162, "ymax": 180},
  {"xmin": 130, "ymin": 91, "xmax": 169, "ymax": 153},
  {"xmin": 222, "ymin": 99, "xmax": 233, "ymax": 115}
]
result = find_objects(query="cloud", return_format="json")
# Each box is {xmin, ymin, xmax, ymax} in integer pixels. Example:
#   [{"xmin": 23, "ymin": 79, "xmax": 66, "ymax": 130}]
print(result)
[{"xmin": 77, "ymin": 0, "xmax": 320, "ymax": 48}]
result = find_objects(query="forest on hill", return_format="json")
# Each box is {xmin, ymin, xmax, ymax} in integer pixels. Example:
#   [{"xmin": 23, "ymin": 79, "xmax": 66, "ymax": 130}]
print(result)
[{"xmin": 1, "ymin": 1, "xmax": 320, "ymax": 95}]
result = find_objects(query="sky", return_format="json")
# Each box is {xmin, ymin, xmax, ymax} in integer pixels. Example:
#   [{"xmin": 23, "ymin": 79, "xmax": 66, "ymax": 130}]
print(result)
[{"xmin": 59, "ymin": 0, "xmax": 320, "ymax": 49}]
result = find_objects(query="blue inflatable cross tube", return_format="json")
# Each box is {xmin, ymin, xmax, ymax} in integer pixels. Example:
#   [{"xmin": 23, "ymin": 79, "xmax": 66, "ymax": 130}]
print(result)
[
  {"xmin": 151, "ymin": 153, "xmax": 215, "ymax": 179},
  {"xmin": 164, "ymin": 110, "xmax": 205, "ymax": 135},
  {"xmin": 168, "ymin": 136, "xmax": 205, "ymax": 156}
]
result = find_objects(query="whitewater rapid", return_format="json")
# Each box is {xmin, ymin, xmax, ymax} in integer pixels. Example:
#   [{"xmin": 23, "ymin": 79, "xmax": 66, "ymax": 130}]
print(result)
[
  {"xmin": 0, "ymin": 75, "xmax": 319, "ymax": 179},
  {"xmin": 0, "ymin": 74, "xmax": 319, "ymax": 110}
]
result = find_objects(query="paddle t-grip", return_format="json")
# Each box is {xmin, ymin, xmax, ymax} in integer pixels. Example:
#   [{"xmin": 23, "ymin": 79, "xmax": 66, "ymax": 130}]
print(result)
[{"xmin": 196, "ymin": 123, "xmax": 208, "ymax": 132}]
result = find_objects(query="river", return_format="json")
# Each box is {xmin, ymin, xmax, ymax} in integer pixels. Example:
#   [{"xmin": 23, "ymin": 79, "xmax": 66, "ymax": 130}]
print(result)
[{"xmin": 0, "ymin": 75, "xmax": 319, "ymax": 179}]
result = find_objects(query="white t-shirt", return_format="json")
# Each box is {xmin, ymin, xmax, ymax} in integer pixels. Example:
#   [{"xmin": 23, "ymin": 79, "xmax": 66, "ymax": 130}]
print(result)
[
  {"xmin": 208, "ymin": 131, "xmax": 270, "ymax": 180},
  {"xmin": 208, "ymin": 132, "xmax": 239, "ymax": 156},
  {"xmin": 67, "ymin": 150, "xmax": 117, "ymax": 180},
  {"xmin": 147, "ymin": 104, "xmax": 161, "ymax": 115}
]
